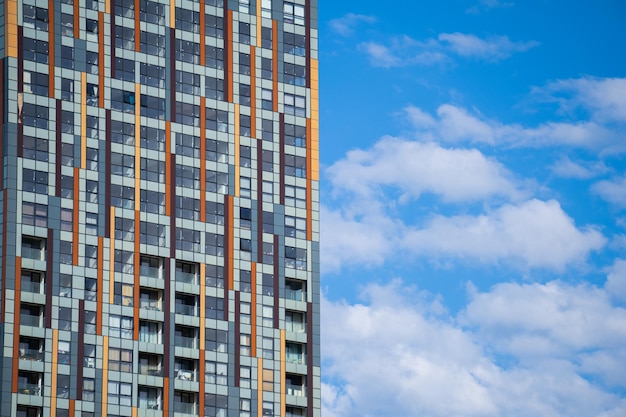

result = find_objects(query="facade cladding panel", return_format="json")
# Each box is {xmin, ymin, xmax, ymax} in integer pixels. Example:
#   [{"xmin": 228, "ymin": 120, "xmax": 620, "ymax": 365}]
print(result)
[{"xmin": 0, "ymin": 0, "xmax": 320, "ymax": 417}]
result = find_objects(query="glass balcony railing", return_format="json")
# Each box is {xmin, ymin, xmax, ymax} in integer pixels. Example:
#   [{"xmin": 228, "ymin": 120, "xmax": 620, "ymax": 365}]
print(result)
[
  {"xmin": 21, "ymin": 281, "xmax": 43, "ymax": 294},
  {"xmin": 20, "ymin": 314, "xmax": 43, "ymax": 327},
  {"xmin": 175, "ymin": 304, "xmax": 198, "ymax": 317},
  {"xmin": 174, "ymin": 402, "xmax": 197, "ymax": 415},
  {"xmin": 140, "ymin": 299, "xmax": 162, "ymax": 311},
  {"xmin": 18, "ymin": 384, "xmax": 42, "ymax": 396},
  {"xmin": 140, "ymin": 265, "xmax": 162, "ymax": 279},
  {"xmin": 22, "ymin": 247, "xmax": 45, "ymax": 260},
  {"xmin": 174, "ymin": 335, "xmax": 198, "ymax": 349},
  {"xmin": 176, "ymin": 271, "xmax": 198, "ymax": 284},
  {"xmin": 139, "ymin": 364, "xmax": 163, "ymax": 377},
  {"xmin": 19, "ymin": 349, "xmax": 43, "ymax": 361}
]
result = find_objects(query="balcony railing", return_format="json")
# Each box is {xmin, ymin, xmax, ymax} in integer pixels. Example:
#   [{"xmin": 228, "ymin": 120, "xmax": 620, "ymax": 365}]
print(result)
[
  {"xmin": 175, "ymin": 335, "xmax": 198, "ymax": 349},
  {"xmin": 176, "ymin": 271, "xmax": 198, "ymax": 284},
  {"xmin": 174, "ymin": 402, "xmax": 197, "ymax": 415},
  {"xmin": 18, "ymin": 384, "xmax": 42, "ymax": 396},
  {"xmin": 140, "ymin": 299, "xmax": 162, "ymax": 311},
  {"xmin": 21, "ymin": 281, "xmax": 43, "ymax": 294},
  {"xmin": 22, "ymin": 247, "xmax": 45, "ymax": 260},
  {"xmin": 140, "ymin": 264, "xmax": 162, "ymax": 279},
  {"xmin": 139, "ymin": 364, "xmax": 163, "ymax": 377},
  {"xmin": 20, "ymin": 314, "xmax": 43, "ymax": 327},
  {"xmin": 175, "ymin": 304, "xmax": 198, "ymax": 317},
  {"xmin": 19, "ymin": 349, "xmax": 43, "ymax": 361}
]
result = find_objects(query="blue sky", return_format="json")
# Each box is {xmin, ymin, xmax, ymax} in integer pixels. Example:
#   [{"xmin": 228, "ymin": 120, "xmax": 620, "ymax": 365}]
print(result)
[{"xmin": 316, "ymin": 1, "xmax": 626, "ymax": 416}]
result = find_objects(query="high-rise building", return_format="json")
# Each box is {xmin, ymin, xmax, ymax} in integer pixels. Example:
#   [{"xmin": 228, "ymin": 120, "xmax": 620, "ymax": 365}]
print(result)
[{"xmin": 0, "ymin": 0, "xmax": 320, "ymax": 416}]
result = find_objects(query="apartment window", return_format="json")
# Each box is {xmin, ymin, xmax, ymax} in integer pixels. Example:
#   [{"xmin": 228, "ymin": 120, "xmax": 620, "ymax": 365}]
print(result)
[
  {"xmin": 286, "ymin": 246, "xmax": 307, "ymax": 270},
  {"xmin": 206, "ymin": 328, "xmax": 228, "ymax": 353},
  {"xmin": 21, "ymin": 103, "xmax": 49, "ymax": 128},
  {"xmin": 239, "ymin": 52, "xmax": 250, "ymax": 75},
  {"xmin": 240, "ymin": 239, "xmax": 252, "ymax": 258},
  {"xmin": 205, "ymin": 296, "xmax": 224, "ymax": 320},
  {"xmin": 206, "ymin": 264, "xmax": 224, "ymax": 288},
  {"xmin": 286, "ymin": 407, "xmax": 306, "ymax": 417},
  {"xmin": 86, "ymin": 180, "xmax": 98, "ymax": 203},
  {"xmin": 285, "ymin": 215, "xmax": 306, "ymax": 239},
  {"xmin": 109, "ymin": 348, "xmax": 133, "ymax": 372},
  {"xmin": 241, "ymin": 398, "xmax": 251, "ymax": 417},
  {"xmin": 111, "ymin": 88, "xmax": 135, "ymax": 113},
  {"xmin": 140, "ymin": 320, "xmax": 162, "ymax": 344},
  {"xmin": 59, "ymin": 241, "xmax": 72, "ymax": 264},
  {"xmin": 85, "ymin": 279, "xmax": 97, "ymax": 302},
  {"xmin": 262, "ymin": 304, "xmax": 273, "ymax": 327},
  {"xmin": 114, "ymin": 249, "xmax": 135, "ymax": 274},
  {"xmin": 176, "ymin": 102, "xmax": 200, "ymax": 127},
  {"xmin": 285, "ymin": 184, "xmax": 306, "ymax": 208},
  {"xmin": 206, "ymin": 108, "xmax": 229, "ymax": 132},
  {"xmin": 140, "ymin": 31, "xmax": 166, "ymax": 56},
  {"xmin": 60, "ymin": 110, "xmax": 74, "ymax": 134},
  {"xmin": 262, "ymin": 273, "xmax": 274, "ymax": 296},
  {"xmin": 140, "ymin": 221, "xmax": 166, "ymax": 247},
  {"xmin": 261, "ymin": 25, "xmax": 272, "ymax": 48},
  {"xmin": 176, "ymin": 133, "xmax": 200, "ymax": 158},
  {"xmin": 176, "ymin": 39, "xmax": 200, "ymax": 63},
  {"xmin": 115, "ymin": 0, "xmax": 134, "ymax": 17},
  {"xmin": 205, "ymin": 46, "xmax": 224, "ymax": 69},
  {"xmin": 61, "ymin": 78, "xmax": 74, "ymax": 100},
  {"xmin": 284, "ymin": 93, "xmax": 306, "ymax": 117},
  {"xmin": 60, "ymin": 175, "xmax": 73, "ymax": 198},
  {"xmin": 86, "ymin": 115, "xmax": 99, "ymax": 139},
  {"xmin": 177, "ymin": 228, "xmax": 201, "ymax": 252},
  {"xmin": 262, "ymin": 369, "xmax": 273, "ymax": 391},
  {"xmin": 286, "ymin": 310, "xmax": 306, "ymax": 333},
  {"xmin": 139, "ymin": 352, "xmax": 163, "ymax": 376},
  {"xmin": 284, "ymin": 63, "xmax": 306, "ymax": 86},
  {"xmin": 86, "ymin": 51, "xmax": 99, "ymax": 74},
  {"xmin": 240, "ymin": 301, "xmax": 251, "ymax": 324},
  {"xmin": 175, "ymin": 293, "xmax": 198, "ymax": 317},
  {"xmin": 141, "ymin": 157, "xmax": 166, "ymax": 183},
  {"xmin": 111, "ymin": 185, "xmax": 135, "ymax": 209},
  {"xmin": 175, "ymin": 357, "xmax": 198, "ymax": 381},
  {"xmin": 140, "ymin": 0, "xmax": 166, "ymax": 24},
  {"xmin": 206, "ymin": 170, "xmax": 229, "ymax": 194},
  {"xmin": 176, "ymin": 7, "xmax": 199, "ymax": 32},
  {"xmin": 239, "ymin": 22, "xmax": 251, "ymax": 44},
  {"xmin": 138, "ymin": 386, "xmax": 162, "ymax": 410},
  {"xmin": 240, "ymin": 146, "xmax": 252, "ymax": 168},
  {"xmin": 86, "ymin": 18, "xmax": 98, "ymax": 34},
  {"xmin": 60, "ymin": 12, "xmax": 74, "ymax": 36},
  {"xmin": 286, "ymin": 342, "xmax": 306, "ymax": 365},
  {"xmin": 109, "ymin": 315, "xmax": 133, "ymax": 339},
  {"xmin": 140, "ymin": 94, "xmax": 165, "ymax": 119},
  {"xmin": 84, "ymin": 311, "xmax": 97, "ymax": 333},
  {"xmin": 111, "ymin": 120, "xmax": 134, "ymax": 145},
  {"xmin": 206, "ymin": 232, "xmax": 225, "ymax": 256},
  {"xmin": 240, "ymin": 270, "xmax": 251, "ymax": 292},
  {"xmin": 285, "ymin": 279, "xmax": 306, "ymax": 301},
  {"xmin": 23, "ymin": 38, "xmax": 49, "ymax": 64},
  {"xmin": 240, "ymin": 334, "xmax": 251, "ymax": 356},
  {"xmin": 176, "ymin": 165, "xmax": 200, "ymax": 189},
  {"xmin": 240, "ymin": 207, "xmax": 252, "ymax": 229},
  {"xmin": 22, "ymin": 202, "xmax": 47, "ymax": 227},
  {"xmin": 23, "ymin": 71, "xmax": 48, "ymax": 96},
  {"xmin": 205, "ymin": 361, "xmax": 227, "ymax": 385},
  {"xmin": 286, "ymin": 374, "xmax": 306, "ymax": 397},
  {"xmin": 262, "ymin": 211, "xmax": 274, "ymax": 233},
  {"xmin": 59, "ymin": 274, "xmax": 72, "ymax": 297},
  {"xmin": 205, "ymin": 14, "xmax": 224, "ymax": 38},
  {"xmin": 285, "ymin": 154, "xmax": 306, "ymax": 178},
  {"xmin": 261, "ymin": 88, "xmax": 273, "ymax": 110},
  {"xmin": 261, "ymin": 337, "xmax": 274, "ymax": 360},
  {"xmin": 86, "ymin": 212, "xmax": 98, "ymax": 235},
  {"xmin": 108, "ymin": 381, "xmax": 132, "ymax": 406},
  {"xmin": 206, "ymin": 0, "xmax": 224, "ymax": 6},
  {"xmin": 141, "ymin": 125, "xmax": 166, "ymax": 151},
  {"xmin": 114, "ymin": 283, "xmax": 134, "ymax": 306},
  {"xmin": 176, "ymin": 70, "xmax": 201, "ymax": 95},
  {"xmin": 206, "ymin": 138, "xmax": 229, "ymax": 162},
  {"xmin": 23, "ymin": 5, "xmax": 49, "ymax": 31},
  {"xmin": 260, "ymin": 149, "xmax": 273, "ymax": 172},
  {"xmin": 285, "ymin": 123, "xmax": 306, "ymax": 147},
  {"xmin": 82, "ymin": 378, "xmax": 96, "ymax": 401},
  {"xmin": 58, "ymin": 308, "xmax": 72, "ymax": 332},
  {"xmin": 115, "ymin": 25, "xmax": 135, "ymax": 50},
  {"xmin": 283, "ymin": 2, "xmax": 305, "ymax": 25},
  {"xmin": 115, "ymin": 57, "xmax": 135, "ymax": 82},
  {"xmin": 206, "ymin": 76, "xmax": 225, "ymax": 100},
  {"xmin": 85, "ymin": 244, "xmax": 98, "ymax": 268},
  {"xmin": 261, "ymin": 57, "xmax": 273, "ymax": 80},
  {"xmin": 239, "ymin": 83, "xmax": 251, "ymax": 106},
  {"xmin": 174, "ymin": 325, "xmax": 198, "ymax": 349},
  {"xmin": 176, "ymin": 196, "xmax": 200, "ymax": 220},
  {"xmin": 174, "ymin": 391, "xmax": 198, "ymax": 415},
  {"xmin": 140, "ymin": 63, "xmax": 166, "ymax": 88},
  {"xmin": 240, "ymin": 366, "xmax": 251, "ymax": 388},
  {"xmin": 284, "ymin": 32, "xmax": 306, "ymax": 56},
  {"xmin": 238, "ymin": 0, "xmax": 250, "ymax": 13},
  {"xmin": 115, "ymin": 218, "xmax": 135, "ymax": 241}
]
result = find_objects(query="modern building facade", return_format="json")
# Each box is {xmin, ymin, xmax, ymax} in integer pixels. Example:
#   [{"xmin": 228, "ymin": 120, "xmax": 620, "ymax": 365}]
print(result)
[{"xmin": 0, "ymin": 0, "xmax": 320, "ymax": 416}]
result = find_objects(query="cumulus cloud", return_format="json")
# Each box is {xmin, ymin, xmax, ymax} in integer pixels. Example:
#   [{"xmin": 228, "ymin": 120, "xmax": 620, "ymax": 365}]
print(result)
[
  {"xmin": 438, "ymin": 33, "xmax": 538, "ymax": 60},
  {"xmin": 402, "ymin": 199, "xmax": 606, "ymax": 271},
  {"xmin": 357, "ymin": 32, "xmax": 536, "ymax": 67},
  {"xmin": 592, "ymin": 174, "xmax": 626, "ymax": 208},
  {"xmin": 606, "ymin": 259, "xmax": 626, "ymax": 302},
  {"xmin": 329, "ymin": 13, "xmax": 376, "ymax": 37},
  {"xmin": 323, "ymin": 279, "xmax": 626, "ymax": 417},
  {"xmin": 327, "ymin": 137, "xmax": 519, "ymax": 202},
  {"xmin": 550, "ymin": 156, "xmax": 609, "ymax": 179},
  {"xmin": 536, "ymin": 77, "xmax": 626, "ymax": 123}
]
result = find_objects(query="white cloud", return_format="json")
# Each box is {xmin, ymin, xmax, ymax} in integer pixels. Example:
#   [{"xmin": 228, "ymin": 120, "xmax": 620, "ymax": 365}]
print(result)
[
  {"xmin": 550, "ymin": 156, "xmax": 609, "ymax": 179},
  {"xmin": 357, "ymin": 42, "xmax": 401, "ymax": 68},
  {"xmin": 329, "ymin": 13, "xmax": 376, "ymax": 37},
  {"xmin": 438, "ymin": 32, "xmax": 538, "ymax": 60},
  {"xmin": 592, "ymin": 174, "xmax": 626, "ymax": 208},
  {"xmin": 323, "ymin": 279, "xmax": 626, "ymax": 417},
  {"xmin": 327, "ymin": 137, "xmax": 519, "ymax": 202},
  {"xmin": 402, "ymin": 199, "xmax": 606, "ymax": 271},
  {"xmin": 537, "ymin": 77, "xmax": 626, "ymax": 123},
  {"xmin": 467, "ymin": 0, "xmax": 515, "ymax": 14},
  {"xmin": 606, "ymin": 259, "xmax": 626, "ymax": 302}
]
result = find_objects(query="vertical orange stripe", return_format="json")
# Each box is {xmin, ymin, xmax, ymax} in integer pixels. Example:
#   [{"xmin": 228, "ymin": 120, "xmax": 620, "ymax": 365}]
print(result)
[
  {"xmin": 257, "ymin": 358, "xmax": 264, "ymax": 417},
  {"xmin": 73, "ymin": 167, "xmax": 80, "ymax": 265},
  {"xmin": 69, "ymin": 400, "xmax": 75, "ymax": 417},
  {"xmin": 200, "ymin": 98, "xmax": 207, "ymax": 222},
  {"xmin": 251, "ymin": 262, "xmax": 257, "ymax": 355},
  {"xmin": 97, "ymin": 236, "xmax": 104, "ymax": 334},
  {"xmin": 5, "ymin": 0, "xmax": 18, "ymax": 57},
  {"xmin": 306, "ymin": 119, "xmax": 313, "ymax": 242},
  {"xmin": 74, "ymin": 0, "xmax": 80, "ymax": 38},
  {"xmin": 134, "ymin": 0, "xmax": 141, "ymax": 52},
  {"xmin": 11, "ymin": 257, "xmax": 21, "ymax": 393},
  {"xmin": 165, "ymin": 121, "xmax": 171, "ymax": 216},
  {"xmin": 134, "ymin": 210, "xmax": 140, "ymax": 340},
  {"xmin": 99, "ymin": 12, "xmax": 105, "ymax": 108},
  {"xmin": 227, "ymin": 10, "xmax": 234, "ymax": 103},
  {"xmin": 163, "ymin": 377, "xmax": 169, "ymax": 413},
  {"xmin": 272, "ymin": 21, "xmax": 279, "ymax": 112}
]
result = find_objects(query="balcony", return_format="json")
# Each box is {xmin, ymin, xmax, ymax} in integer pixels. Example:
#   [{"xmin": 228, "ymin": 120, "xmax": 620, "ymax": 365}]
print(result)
[
  {"xmin": 175, "ymin": 294, "xmax": 198, "ymax": 317},
  {"xmin": 140, "ymin": 288, "xmax": 163, "ymax": 311},
  {"xmin": 175, "ymin": 326, "xmax": 198, "ymax": 349},
  {"xmin": 21, "ymin": 237, "xmax": 46, "ymax": 261},
  {"xmin": 286, "ymin": 374, "xmax": 306, "ymax": 397},
  {"xmin": 20, "ymin": 304, "xmax": 44, "ymax": 328},
  {"xmin": 21, "ymin": 270, "xmax": 44, "ymax": 294},
  {"xmin": 18, "ymin": 372, "xmax": 43, "ymax": 396},
  {"xmin": 286, "ymin": 343, "xmax": 306, "ymax": 365},
  {"xmin": 139, "ymin": 353, "xmax": 163, "ymax": 377},
  {"xmin": 140, "ymin": 255, "xmax": 164, "ymax": 279},
  {"xmin": 175, "ymin": 261, "xmax": 199, "ymax": 285},
  {"xmin": 285, "ymin": 280, "xmax": 306, "ymax": 302}
]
